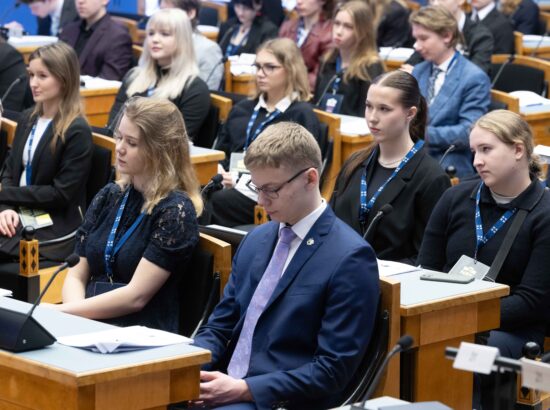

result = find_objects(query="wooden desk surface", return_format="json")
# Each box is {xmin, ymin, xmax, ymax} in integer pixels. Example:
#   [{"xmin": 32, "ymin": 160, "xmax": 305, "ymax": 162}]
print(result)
[
  {"xmin": 190, "ymin": 145, "xmax": 225, "ymax": 185},
  {"xmin": 0, "ymin": 297, "xmax": 211, "ymax": 409}
]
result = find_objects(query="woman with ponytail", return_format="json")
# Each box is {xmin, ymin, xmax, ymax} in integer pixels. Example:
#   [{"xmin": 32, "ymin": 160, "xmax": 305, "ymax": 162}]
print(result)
[
  {"xmin": 330, "ymin": 70, "xmax": 450, "ymax": 263},
  {"xmin": 418, "ymin": 110, "xmax": 550, "ymax": 407}
]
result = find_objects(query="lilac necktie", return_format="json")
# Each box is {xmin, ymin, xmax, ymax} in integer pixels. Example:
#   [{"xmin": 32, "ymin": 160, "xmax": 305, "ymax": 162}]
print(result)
[{"xmin": 227, "ymin": 226, "xmax": 297, "ymax": 379}]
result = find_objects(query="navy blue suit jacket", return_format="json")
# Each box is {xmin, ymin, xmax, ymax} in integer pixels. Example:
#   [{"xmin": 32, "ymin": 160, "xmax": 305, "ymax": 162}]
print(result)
[
  {"xmin": 194, "ymin": 206, "xmax": 380, "ymax": 410},
  {"xmin": 413, "ymin": 53, "xmax": 490, "ymax": 177}
]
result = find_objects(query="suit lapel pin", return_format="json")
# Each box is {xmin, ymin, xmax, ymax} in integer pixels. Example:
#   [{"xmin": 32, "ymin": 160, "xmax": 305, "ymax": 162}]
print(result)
[{"xmin": 306, "ymin": 238, "xmax": 314, "ymax": 246}]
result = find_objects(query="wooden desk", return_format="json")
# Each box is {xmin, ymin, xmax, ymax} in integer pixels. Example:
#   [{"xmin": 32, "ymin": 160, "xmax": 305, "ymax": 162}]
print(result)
[
  {"xmin": 395, "ymin": 271, "xmax": 510, "ymax": 410},
  {"xmin": 81, "ymin": 87, "xmax": 120, "ymax": 128},
  {"xmin": 190, "ymin": 145, "xmax": 225, "ymax": 185},
  {"xmin": 0, "ymin": 297, "xmax": 211, "ymax": 409},
  {"xmin": 9, "ymin": 36, "xmax": 58, "ymax": 64},
  {"xmin": 523, "ymin": 111, "xmax": 550, "ymax": 146}
]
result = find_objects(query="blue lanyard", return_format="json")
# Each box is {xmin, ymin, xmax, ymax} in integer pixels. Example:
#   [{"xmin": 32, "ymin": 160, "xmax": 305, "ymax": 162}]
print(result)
[
  {"xmin": 359, "ymin": 140, "xmax": 424, "ymax": 223},
  {"xmin": 243, "ymin": 107, "xmax": 282, "ymax": 150},
  {"xmin": 104, "ymin": 189, "xmax": 146, "ymax": 279},
  {"xmin": 432, "ymin": 51, "xmax": 460, "ymax": 78},
  {"xmin": 331, "ymin": 57, "xmax": 342, "ymax": 94},
  {"xmin": 225, "ymin": 26, "xmax": 249, "ymax": 57},
  {"xmin": 25, "ymin": 123, "xmax": 39, "ymax": 186},
  {"xmin": 474, "ymin": 182, "xmax": 517, "ymax": 260}
]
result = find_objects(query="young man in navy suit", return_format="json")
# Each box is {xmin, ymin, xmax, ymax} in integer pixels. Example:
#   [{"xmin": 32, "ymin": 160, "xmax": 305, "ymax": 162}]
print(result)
[
  {"xmin": 193, "ymin": 122, "xmax": 380, "ymax": 410},
  {"xmin": 411, "ymin": 6, "xmax": 490, "ymax": 177}
]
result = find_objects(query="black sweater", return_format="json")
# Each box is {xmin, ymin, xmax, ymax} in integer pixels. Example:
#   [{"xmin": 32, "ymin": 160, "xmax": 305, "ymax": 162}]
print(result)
[
  {"xmin": 418, "ymin": 178, "xmax": 550, "ymax": 334},
  {"xmin": 314, "ymin": 58, "xmax": 384, "ymax": 117},
  {"xmin": 108, "ymin": 68, "xmax": 210, "ymax": 142}
]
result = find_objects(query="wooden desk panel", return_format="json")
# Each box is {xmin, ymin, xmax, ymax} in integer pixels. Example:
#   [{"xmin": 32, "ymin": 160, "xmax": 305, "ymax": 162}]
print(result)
[
  {"xmin": 191, "ymin": 147, "xmax": 225, "ymax": 185},
  {"xmin": 524, "ymin": 112, "xmax": 550, "ymax": 146},
  {"xmin": 81, "ymin": 88, "xmax": 119, "ymax": 128}
]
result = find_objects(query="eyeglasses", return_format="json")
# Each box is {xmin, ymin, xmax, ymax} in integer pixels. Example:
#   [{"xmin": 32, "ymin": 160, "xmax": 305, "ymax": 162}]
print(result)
[
  {"xmin": 246, "ymin": 168, "xmax": 312, "ymax": 199},
  {"xmin": 253, "ymin": 62, "xmax": 283, "ymax": 76}
]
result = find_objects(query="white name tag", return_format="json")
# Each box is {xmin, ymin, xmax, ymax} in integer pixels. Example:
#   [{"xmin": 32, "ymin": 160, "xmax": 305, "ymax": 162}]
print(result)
[
  {"xmin": 520, "ymin": 358, "xmax": 550, "ymax": 393},
  {"xmin": 449, "ymin": 255, "xmax": 490, "ymax": 280},
  {"xmin": 453, "ymin": 341, "xmax": 499, "ymax": 375}
]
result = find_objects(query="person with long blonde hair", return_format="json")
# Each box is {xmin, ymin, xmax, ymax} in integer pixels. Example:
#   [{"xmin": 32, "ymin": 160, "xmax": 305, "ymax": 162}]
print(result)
[
  {"xmin": 314, "ymin": 1, "xmax": 384, "ymax": 116},
  {"xmin": 206, "ymin": 38, "xmax": 322, "ymax": 227},
  {"xmin": 108, "ymin": 8, "xmax": 209, "ymax": 142},
  {"xmin": 0, "ymin": 42, "xmax": 92, "ymax": 261},
  {"xmin": 56, "ymin": 97, "xmax": 202, "ymax": 333}
]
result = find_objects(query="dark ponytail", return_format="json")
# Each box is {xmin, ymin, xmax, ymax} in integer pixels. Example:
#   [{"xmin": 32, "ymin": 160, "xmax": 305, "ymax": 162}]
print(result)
[{"xmin": 410, "ymin": 94, "xmax": 427, "ymax": 142}]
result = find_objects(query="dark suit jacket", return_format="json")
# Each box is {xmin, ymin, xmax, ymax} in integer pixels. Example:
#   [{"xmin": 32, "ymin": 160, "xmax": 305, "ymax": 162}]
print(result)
[
  {"xmin": 471, "ymin": 8, "xmax": 515, "ymax": 54},
  {"xmin": 0, "ymin": 110, "xmax": 93, "ymax": 243},
  {"xmin": 462, "ymin": 17, "xmax": 494, "ymax": 74},
  {"xmin": 377, "ymin": 0, "xmax": 413, "ymax": 47},
  {"xmin": 59, "ymin": 15, "xmax": 133, "ymax": 80},
  {"xmin": 511, "ymin": 0, "xmax": 540, "ymax": 34},
  {"xmin": 194, "ymin": 207, "xmax": 380, "ymax": 410},
  {"xmin": 413, "ymin": 53, "xmax": 490, "ymax": 177},
  {"xmin": 279, "ymin": 17, "xmax": 333, "ymax": 89},
  {"xmin": 218, "ymin": 16, "xmax": 278, "ymax": 56},
  {"xmin": 330, "ymin": 147, "xmax": 451, "ymax": 264},
  {"xmin": 36, "ymin": 0, "xmax": 78, "ymax": 36},
  {"xmin": 0, "ymin": 42, "xmax": 27, "ymax": 112}
]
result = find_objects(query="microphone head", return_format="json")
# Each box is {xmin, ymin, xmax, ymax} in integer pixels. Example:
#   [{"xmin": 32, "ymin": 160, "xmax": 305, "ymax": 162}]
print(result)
[
  {"xmin": 211, "ymin": 173, "xmax": 224, "ymax": 184},
  {"xmin": 379, "ymin": 204, "xmax": 393, "ymax": 215},
  {"xmin": 397, "ymin": 334, "xmax": 414, "ymax": 351},
  {"xmin": 65, "ymin": 254, "xmax": 80, "ymax": 267}
]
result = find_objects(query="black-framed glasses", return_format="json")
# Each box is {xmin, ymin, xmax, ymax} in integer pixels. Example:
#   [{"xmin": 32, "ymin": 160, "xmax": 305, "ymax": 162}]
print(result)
[
  {"xmin": 253, "ymin": 62, "xmax": 283, "ymax": 76},
  {"xmin": 246, "ymin": 168, "xmax": 312, "ymax": 199}
]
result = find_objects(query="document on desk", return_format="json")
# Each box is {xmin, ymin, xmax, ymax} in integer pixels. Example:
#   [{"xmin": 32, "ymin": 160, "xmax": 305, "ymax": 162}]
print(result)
[
  {"xmin": 0, "ymin": 288, "xmax": 13, "ymax": 297},
  {"xmin": 57, "ymin": 325, "xmax": 192, "ymax": 354},
  {"xmin": 336, "ymin": 114, "xmax": 370, "ymax": 136},
  {"xmin": 377, "ymin": 259, "xmax": 421, "ymax": 277}
]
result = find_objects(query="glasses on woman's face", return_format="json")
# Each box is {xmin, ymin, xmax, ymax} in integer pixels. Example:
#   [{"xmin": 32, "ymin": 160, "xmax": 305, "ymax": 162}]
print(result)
[
  {"xmin": 246, "ymin": 168, "xmax": 312, "ymax": 199},
  {"xmin": 253, "ymin": 62, "xmax": 283, "ymax": 76}
]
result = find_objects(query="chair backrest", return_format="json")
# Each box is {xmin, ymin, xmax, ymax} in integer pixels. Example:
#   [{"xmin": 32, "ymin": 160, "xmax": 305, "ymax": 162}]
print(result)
[
  {"xmin": 201, "ymin": 1, "xmax": 228, "ymax": 24},
  {"xmin": 1, "ymin": 118, "xmax": 17, "ymax": 147},
  {"xmin": 132, "ymin": 44, "xmax": 143, "ymax": 62},
  {"xmin": 490, "ymin": 89, "xmax": 520, "ymax": 113},
  {"xmin": 491, "ymin": 54, "xmax": 550, "ymax": 97},
  {"xmin": 112, "ymin": 15, "xmax": 141, "ymax": 44},
  {"xmin": 339, "ymin": 276, "xmax": 401, "ymax": 404},
  {"xmin": 314, "ymin": 109, "xmax": 342, "ymax": 200},
  {"xmin": 89, "ymin": 133, "xmax": 116, "ymax": 207},
  {"xmin": 195, "ymin": 94, "xmax": 232, "ymax": 148},
  {"xmin": 178, "ymin": 232, "xmax": 232, "ymax": 336}
]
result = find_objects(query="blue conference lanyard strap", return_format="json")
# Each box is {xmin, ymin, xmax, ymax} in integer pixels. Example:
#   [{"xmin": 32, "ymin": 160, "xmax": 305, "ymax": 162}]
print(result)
[
  {"xmin": 225, "ymin": 26, "xmax": 249, "ymax": 57},
  {"xmin": 25, "ymin": 123, "xmax": 39, "ymax": 186},
  {"xmin": 474, "ymin": 182, "xmax": 517, "ymax": 260},
  {"xmin": 359, "ymin": 140, "xmax": 425, "ymax": 224},
  {"xmin": 243, "ymin": 107, "xmax": 282, "ymax": 150},
  {"xmin": 104, "ymin": 188, "xmax": 146, "ymax": 280},
  {"xmin": 331, "ymin": 57, "xmax": 343, "ymax": 94}
]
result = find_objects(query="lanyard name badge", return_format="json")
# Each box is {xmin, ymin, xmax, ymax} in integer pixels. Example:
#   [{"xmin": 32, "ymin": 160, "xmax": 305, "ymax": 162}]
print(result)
[
  {"xmin": 449, "ymin": 182, "xmax": 518, "ymax": 280},
  {"xmin": 243, "ymin": 107, "xmax": 282, "ymax": 150},
  {"xmin": 104, "ymin": 189, "xmax": 145, "ymax": 282},
  {"xmin": 319, "ymin": 57, "xmax": 344, "ymax": 114},
  {"xmin": 359, "ymin": 140, "xmax": 424, "ymax": 227}
]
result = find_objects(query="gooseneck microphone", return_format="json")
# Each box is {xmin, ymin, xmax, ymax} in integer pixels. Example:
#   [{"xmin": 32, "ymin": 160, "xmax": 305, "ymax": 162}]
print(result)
[
  {"xmin": 315, "ymin": 71, "xmax": 343, "ymax": 107},
  {"xmin": 530, "ymin": 32, "xmax": 549, "ymax": 57},
  {"xmin": 439, "ymin": 144, "xmax": 456, "ymax": 166},
  {"xmin": 0, "ymin": 254, "xmax": 80, "ymax": 352},
  {"xmin": 352, "ymin": 335, "xmax": 414, "ymax": 408},
  {"xmin": 362, "ymin": 204, "xmax": 393, "ymax": 241},
  {"xmin": 1, "ymin": 74, "xmax": 26, "ymax": 103},
  {"xmin": 491, "ymin": 54, "xmax": 515, "ymax": 89},
  {"xmin": 201, "ymin": 173, "xmax": 224, "ymax": 197}
]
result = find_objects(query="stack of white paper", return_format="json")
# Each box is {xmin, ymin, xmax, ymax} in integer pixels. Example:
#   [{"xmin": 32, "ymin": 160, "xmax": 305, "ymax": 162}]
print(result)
[
  {"xmin": 336, "ymin": 114, "xmax": 369, "ymax": 136},
  {"xmin": 80, "ymin": 75, "xmax": 121, "ymax": 90},
  {"xmin": 57, "ymin": 325, "xmax": 192, "ymax": 354},
  {"xmin": 8, "ymin": 35, "xmax": 57, "ymax": 48},
  {"xmin": 523, "ymin": 34, "xmax": 550, "ymax": 48},
  {"xmin": 509, "ymin": 90, "xmax": 550, "ymax": 114},
  {"xmin": 229, "ymin": 54, "xmax": 256, "ymax": 75},
  {"xmin": 377, "ymin": 259, "xmax": 421, "ymax": 277},
  {"xmin": 534, "ymin": 145, "xmax": 550, "ymax": 163},
  {"xmin": 0, "ymin": 288, "xmax": 12, "ymax": 297},
  {"xmin": 379, "ymin": 47, "xmax": 415, "ymax": 62}
]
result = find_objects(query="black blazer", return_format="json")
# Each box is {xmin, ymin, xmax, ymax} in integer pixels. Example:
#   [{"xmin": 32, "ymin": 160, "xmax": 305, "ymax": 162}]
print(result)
[
  {"xmin": 218, "ymin": 16, "xmax": 278, "ymax": 56},
  {"xmin": 377, "ymin": 0, "xmax": 413, "ymax": 47},
  {"xmin": 472, "ymin": 8, "xmax": 515, "ymax": 54},
  {"xmin": 0, "ymin": 42, "xmax": 28, "ymax": 112},
  {"xmin": 37, "ymin": 0, "xmax": 78, "ymax": 36},
  {"xmin": 329, "ymin": 146, "xmax": 451, "ymax": 263},
  {"xmin": 511, "ymin": 0, "xmax": 540, "ymax": 34},
  {"xmin": 462, "ymin": 18, "xmax": 494, "ymax": 74},
  {"xmin": 0, "ymin": 110, "xmax": 93, "ymax": 242}
]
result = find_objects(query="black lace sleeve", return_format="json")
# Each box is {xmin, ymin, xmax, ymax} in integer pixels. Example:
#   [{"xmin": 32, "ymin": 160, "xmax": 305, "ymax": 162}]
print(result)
[{"xmin": 143, "ymin": 191, "xmax": 199, "ymax": 274}]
